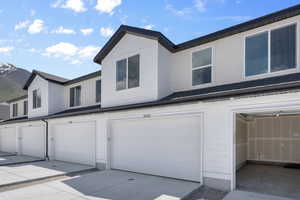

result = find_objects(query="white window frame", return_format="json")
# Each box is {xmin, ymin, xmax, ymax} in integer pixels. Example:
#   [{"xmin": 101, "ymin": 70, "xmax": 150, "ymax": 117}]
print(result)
[
  {"xmin": 116, "ymin": 54, "xmax": 140, "ymax": 91},
  {"xmin": 244, "ymin": 22, "xmax": 299, "ymax": 79},
  {"xmin": 33, "ymin": 89, "xmax": 41, "ymax": 109},
  {"xmin": 69, "ymin": 85, "xmax": 81, "ymax": 108},
  {"xmin": 191, "ymin": 46, "xmax": 214, "ymax": 88}
]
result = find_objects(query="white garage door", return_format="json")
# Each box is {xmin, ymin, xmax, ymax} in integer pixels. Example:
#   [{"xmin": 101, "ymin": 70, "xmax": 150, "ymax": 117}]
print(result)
[
  {"xmin": 0, "ymin": 127, "xmax": 17, "ymax": 153},
  {"xmin": 20, "ymin": 126, "xmax": 45, "ymax": 158},
  {"xmin": 110, "ymin": 114, "xmax": 202, "ymax": 182},
  {"xmin": 52, "ymin": 121, "xmax": 96, "ymax": 166}
]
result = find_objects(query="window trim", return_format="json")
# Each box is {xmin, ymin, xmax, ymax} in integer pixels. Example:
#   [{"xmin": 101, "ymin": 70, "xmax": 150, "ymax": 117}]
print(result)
[
  {"xmin": 12, "ymin": 103, "xmax": 18, "ymax": 117},
  {"xmin": 95, "ymin": 79, "xmax": 101, "ymax": 104},
  {"xmin": 244, "ymin": 22, "xmax": 299, "ymax": 79},
  {"xmin": 69, "ymin": 85, "xmax": 82, "ymax": 108},
  {"xmin": 116, "ymin": 54, "xmax": 141, "ymax": 91},
  {"xmin": 190, "ymin": 46, "xmax": 214, "ymax": 88},
  {"xmin": 32, "ymin": 89, "xmax": 41, "ymax": 109}
]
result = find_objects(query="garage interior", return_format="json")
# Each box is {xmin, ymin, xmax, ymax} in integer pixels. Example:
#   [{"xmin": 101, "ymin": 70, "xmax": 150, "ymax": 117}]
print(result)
[{"xmin": 235, "ymin": 112, "xmax": 300, "ymax": 199}]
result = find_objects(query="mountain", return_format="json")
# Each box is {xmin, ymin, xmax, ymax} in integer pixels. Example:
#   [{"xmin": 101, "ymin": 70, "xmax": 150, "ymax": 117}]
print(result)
[{"xmin": 0, "ymin": 63, "xmax": 31, "ymax": 102}]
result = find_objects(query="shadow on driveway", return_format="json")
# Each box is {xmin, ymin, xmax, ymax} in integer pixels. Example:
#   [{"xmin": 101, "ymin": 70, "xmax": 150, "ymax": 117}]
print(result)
[{"xmin": 49, "ymin": 170, "xmax": 201, "ymax": 200}]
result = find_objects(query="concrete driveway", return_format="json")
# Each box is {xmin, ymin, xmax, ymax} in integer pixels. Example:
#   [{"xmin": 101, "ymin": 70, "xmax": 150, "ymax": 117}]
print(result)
[
  {"xmin": 0, "ymin": 160, "xmax": 95, "ymax": 187},
  {"xmin": 0, "ymin": 170, "xmax": 200, "ymax": 200},
  {"xmin": 223, "ymin": 190, "xmax": 294, "ymax": 200},
  {"xmin": 0, "ymin": 155, "xmax": 44, "ymax": 166},
  {"xmin": 0, "ymin": 151, "xmax": 16, "ymax": 157}
]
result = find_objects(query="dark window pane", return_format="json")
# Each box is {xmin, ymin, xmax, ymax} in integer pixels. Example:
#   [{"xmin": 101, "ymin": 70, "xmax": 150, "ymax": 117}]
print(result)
[
  {"xmin": 96, "ymin": 80, "xmax": 101, "ymax": 103},
  {"xmin": 37, "ymin": 89, "xmax": 41, "ymax": 108},
  {"xmin": 24, "ymin": 101, "xmax": 28, "ymax": 115},
  {"xmin": 70, "ymin": 87, "xmax": 75, "ymax": 107},
  {"xmin": 128, "ymin": 55, "xmax": 140, "ymax": 88},
  {"xmin": 192, "ymin": 67, "xmax": 212, "ymax": 86},
  {"xmin": 13, "ymin": 103, "xmax": 18, "ymax": 117},
  {"xmin": 192, "ymin": 48, "xmax": 212, "ymax": 68},
  {"xmin": 70, "ymin": 86, "xmax": 81, "ymax": 107},
  {"xmin": 33, "ymin": 90, "xmax": 37, "ymax": 109},
  {"xmin": 245, "ymin": 32, "xmax": 268, "ymax": 76},
  {"xmin": 271, "ymin": 24, "xmax": 296, "ymax": 72},
  {"xmin": 76, "ymin": 86, "xmax": 81, "ymax": 106},
  {"xmin": 116, "ymin": 59, "xmax": 127, "ymax": 90}
]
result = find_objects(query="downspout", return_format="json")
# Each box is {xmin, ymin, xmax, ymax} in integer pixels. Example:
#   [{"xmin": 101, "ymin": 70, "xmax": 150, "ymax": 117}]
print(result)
[{"xmin": 41, "ymin": 119, "xmax": 49, "ymax": 160}]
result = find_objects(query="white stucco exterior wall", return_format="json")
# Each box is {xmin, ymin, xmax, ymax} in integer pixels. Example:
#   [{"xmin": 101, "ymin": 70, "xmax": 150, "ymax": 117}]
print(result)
[
  {"xmin": 64, "ymin": 77, "xmax": 101, "ymax": 109},
  {"xmin": 48, "ymin": 82, "xmax": 65, "ymax": 115},
  {"xmin": 101, "ymin": 34, "xmax": 159, "ymax": 108},
  {"xmin": 9, "ymin": 99, "xmax": 28, "ymax": 118},
  {"xmin": 28, "ymin": 75, "xmax": 49, "ymax": 118},
  {"xmin": 170, "ymin": 15, "xmax": 300, "ymax": 92}
]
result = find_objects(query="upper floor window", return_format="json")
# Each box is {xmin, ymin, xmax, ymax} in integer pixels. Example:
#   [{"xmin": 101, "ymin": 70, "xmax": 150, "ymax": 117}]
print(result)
[
  {"xmin": 23, "ymin": 101, "xmax": 28, "ymax": 115},
  {"xmin": 12, "ymin": 103, "xmax": 18, "ymax": 117},
  {"xmin": 245, "ymin": 24, "xmax": 297, "ymax": 77},
  {"xmin": 33, "ymin": 89, "xmax": 41, "ymax": 109},
  {"xmin": 192, "ymin": 47, "xmax": 212, "ymax": 86},
  {"xmin": 70, "ymin": 86, "xmax": 81, "ymax": 107},
  {"xmin": 116, "ymin": 54, "xmax": 140, "ymax": 91},
  {"xmin": 96, "ymin": 80, "xmax": 101, "ymax": 103}
]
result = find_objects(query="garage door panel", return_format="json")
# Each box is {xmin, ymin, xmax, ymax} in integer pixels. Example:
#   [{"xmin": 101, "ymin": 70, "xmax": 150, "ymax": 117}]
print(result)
[
  {"xmin": 111, "ymin": 115, "xmax": 202, "ymax": 182},
  {"xmin": 53, "ymin": 121, "xmax": 95, "ymax": 166},
  {"xmin": 20, "ymin": 126, "xmax": 45, "ymax": 158},
  {"xmin": 0, "ymin": 128, "xmax": 17, "ymax": 153}
]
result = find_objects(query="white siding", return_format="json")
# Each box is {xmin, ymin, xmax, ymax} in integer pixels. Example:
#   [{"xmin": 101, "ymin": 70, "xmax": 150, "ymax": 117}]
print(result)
[
  {"xmin": 48, "ymin": 82, "xmax": 65, "ymax": 115},
  {"xmin": 157, "ymin": 43, "xmax": 172, "ymax": 99},
  {"xmin": 170, "ymin": 15, "xmax": 300, "ymax": 92},
  {"xmin": 4, "ymin": 90, "xmax": 300, "ymax": 190},
  {"xmin": 64, "ymin": 77, "xmax": 101, "ymax": 109},
  {"xmin": 101, "ymin": 34, "xmax": 159, "ymax": 108},
  {"xmin": 9, "ymin": 99, "xmax": 28, "ymax": 119},
  {"xmin": 28, "ymin": 75, "xmax": 49, "ymax": 118}
]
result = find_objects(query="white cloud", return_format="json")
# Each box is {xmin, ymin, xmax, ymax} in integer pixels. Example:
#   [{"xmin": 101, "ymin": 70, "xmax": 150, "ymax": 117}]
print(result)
[
  {"xmin": 43, "ymin": 42, "xmax": 101, "ymax": 64},
  {"xmin": 95, "ymin": 0, "xmax": 122, "ymax": 15},
  {"xmin": 44, "ymin": 42, "xmax": 78, "ymax": 58},
  {"xmin": 63, "ymin": 0, "xmax": 86, "ymax": 12},
  {"xmin": 143, "ymin": 24, "xmax": 155, "ymax": 30},
  {"xmin": 80, "ymin": 28, "xmax": 94, "ymax": 36},
  {"xmin": 194, "ymin": 0, "xmax": 206, "ymax": 12},
  {"xmin": 14, "ymin": 20, "xmax": 31, "ymax": 31},
  {"xmin": 100, "ymin": 27, "xmax": 114, "ymax": 37},
  {"xmin": 78, "ymin": 46, "xmax": 101, "ymax": 58},
  {"xmin": 0, "ymin": 46, "xmax": 14, "ymax": 54},
  {"xmin": 52, "ymin": 0, "xmax": 86, "ymax": 12},
  {"xmin": 28, "ymin": 19, "xmax": 45, "ymax": 34},
  {"xmin": 165, "ymin": 4, "xmax": 191, "ymax": 16},
  {"xmin": 52, "ymin": 26, "xmax": 76, "ymax": 34}
]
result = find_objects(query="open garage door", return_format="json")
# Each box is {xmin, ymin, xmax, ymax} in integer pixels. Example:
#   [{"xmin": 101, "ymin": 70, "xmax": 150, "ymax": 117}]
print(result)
[
  {"xmin": 235, "ymin": 112, "xmax": 300, "ymax": 199},
  {"xmin": 0, "ymin": 127, "xmax": 17, "ymax": 154},
  {"xmin": 19, "ymin": 125, "xmax": 45, "ymax": 158},
  {"xmin": 52, "ymin": 121, "xmax": 96, "ymax": 166},
  {"xmin": 110, "ymin": 114, "xmax": 202, "ymax": 182}
]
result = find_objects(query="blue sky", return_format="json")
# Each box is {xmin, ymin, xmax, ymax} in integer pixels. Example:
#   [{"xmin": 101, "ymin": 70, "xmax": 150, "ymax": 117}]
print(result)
[{"xmin": 0, "ymin": 0, "xmax": 298, "ymax": 79}]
